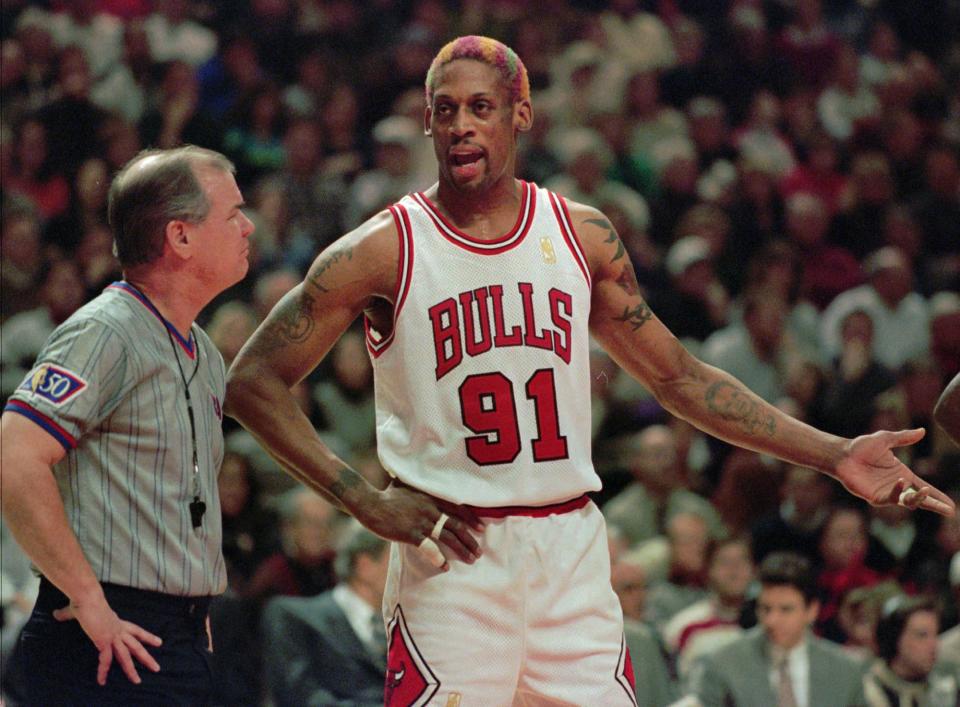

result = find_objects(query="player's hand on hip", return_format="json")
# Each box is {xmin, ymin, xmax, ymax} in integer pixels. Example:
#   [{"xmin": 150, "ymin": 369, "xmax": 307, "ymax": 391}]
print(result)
[
  {"xmin": 364, "ymin": 482, "xmax": 485, "ymax": 569},
  {"xmin": 834, "ymin": 428, "xmax": 956, "ymax": 517},
  {"xmin": 54, "ymin": 594, "xmax": 163, "ymax": 686}
]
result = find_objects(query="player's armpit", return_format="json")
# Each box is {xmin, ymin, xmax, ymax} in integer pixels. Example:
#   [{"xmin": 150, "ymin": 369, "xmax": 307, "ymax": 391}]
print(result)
[{"xmin": 230, "ymin": 211, "xmax": 400, "ymax": 387}]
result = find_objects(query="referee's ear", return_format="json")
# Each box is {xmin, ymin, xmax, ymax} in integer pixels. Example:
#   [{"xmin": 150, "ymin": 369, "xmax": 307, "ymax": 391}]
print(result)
[{"xmin": 164, "ymin": 219, "xmax": 193, "ymax": 261}]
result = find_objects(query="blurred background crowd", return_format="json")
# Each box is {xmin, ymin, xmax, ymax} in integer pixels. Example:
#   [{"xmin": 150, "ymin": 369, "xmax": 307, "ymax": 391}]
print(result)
[{"xmin": 1, "ymin": 0, "xmax": 959, "ymax": 704}]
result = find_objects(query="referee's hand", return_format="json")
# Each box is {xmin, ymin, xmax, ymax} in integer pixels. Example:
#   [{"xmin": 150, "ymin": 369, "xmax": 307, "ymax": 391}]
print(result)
[{"xmin": 54, "ymin": 594, "xmax": 164, "ymax": 686}]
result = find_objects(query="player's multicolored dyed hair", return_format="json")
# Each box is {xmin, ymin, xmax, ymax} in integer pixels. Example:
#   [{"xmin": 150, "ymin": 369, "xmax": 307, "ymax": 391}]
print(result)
[{"xmin": 425, "ymin": 36, "xmax": 530, "ymax": 105}]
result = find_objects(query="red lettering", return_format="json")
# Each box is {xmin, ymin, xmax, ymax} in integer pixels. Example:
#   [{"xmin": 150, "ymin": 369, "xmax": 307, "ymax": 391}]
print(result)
[
  {"xmin": 429, "ymin": 298, "xmax": 462, "ymax": 380},
  {"xmin": 519, "ymin": 282, "xmax": 552, "ymax": 351},
  {"xmin": 459, "ymin": 288, "xmax": 493, "ymax": 357},
  {"xmin": 549, "ymin": 289, "xmax": 572, "ymax": 364},
  {"xmin": 490, "ymin": 285, "xmax": 522, "ymax": 347}
]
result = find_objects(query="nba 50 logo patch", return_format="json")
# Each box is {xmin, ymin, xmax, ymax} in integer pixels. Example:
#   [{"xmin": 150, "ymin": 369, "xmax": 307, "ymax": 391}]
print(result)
[{"xmin": 19, "ymin": 364, "xmax": 87, "ymax": 406}]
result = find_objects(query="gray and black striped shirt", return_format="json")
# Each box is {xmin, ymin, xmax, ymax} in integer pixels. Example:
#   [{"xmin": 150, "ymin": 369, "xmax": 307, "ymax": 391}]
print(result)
[{"xmin": 6, "ymin": 283, "xmax": 227, "ymax": 596}]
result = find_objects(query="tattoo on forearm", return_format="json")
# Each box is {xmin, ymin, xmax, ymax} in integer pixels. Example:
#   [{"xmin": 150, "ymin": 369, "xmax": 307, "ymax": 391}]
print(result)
[
  {"xmin": 329, "ymin": 467, "xmax": 363, "ymax": 500},
  {"xmin": 585, "ymin": 218, "xmax": 624, "ymax": 262},
  {"xmin": 705, "ymin": 381, "xmax": 777, "ymax": 437},
  {"xmin": 307, "ymin": 246, "xmax": 354, "ymax": 294},
  {"xmin": 613, "ymin": 301, "xmax": 653, "ymax": 330}
]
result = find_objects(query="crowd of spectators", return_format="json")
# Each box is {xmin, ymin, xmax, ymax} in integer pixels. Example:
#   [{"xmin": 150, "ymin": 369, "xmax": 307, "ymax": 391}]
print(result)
[{"xmin": 1, "ymin": 0, "xmax": 959, "ymax": 704}]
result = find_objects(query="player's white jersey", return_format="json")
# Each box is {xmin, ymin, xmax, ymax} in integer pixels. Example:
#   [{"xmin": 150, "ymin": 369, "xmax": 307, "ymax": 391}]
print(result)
[{"xmin": 367, "ymin": 181, "xmax": 600, "ymax": 507}]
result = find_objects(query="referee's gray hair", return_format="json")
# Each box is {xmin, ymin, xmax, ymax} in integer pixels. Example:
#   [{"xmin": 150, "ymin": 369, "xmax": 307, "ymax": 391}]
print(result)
[
  {"xmin": 334, "ymin": 520, "xmax": 388, "ymax": 583},
  {"xmin": 108, "ymin": 145, "xmax": 235, "ymax": 268}
]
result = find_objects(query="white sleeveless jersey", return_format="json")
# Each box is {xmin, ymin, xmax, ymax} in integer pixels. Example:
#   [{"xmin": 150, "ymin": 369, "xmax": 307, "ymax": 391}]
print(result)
[{"xmin": 367, "ymin": 181, "xmax": 600, "ymax": 507}]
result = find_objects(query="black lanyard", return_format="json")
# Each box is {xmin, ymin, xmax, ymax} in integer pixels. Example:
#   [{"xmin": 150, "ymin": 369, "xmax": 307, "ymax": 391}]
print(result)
[{"xmin": 166, "ymin": 326, "xmax": 205, "ymax": 530}]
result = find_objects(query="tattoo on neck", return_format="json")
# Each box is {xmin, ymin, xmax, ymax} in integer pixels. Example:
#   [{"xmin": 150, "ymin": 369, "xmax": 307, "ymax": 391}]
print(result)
[
  {"xmin": 307, "ymin": 246, "xmax": 354, "ymax": 294},
  {"xmin": 705, "ymin": 380, "xmax": 776, "ymax": 437},
  {"xmin": 613, "ymin": 301, "xmax": 653, "ymax": 330},
  {"xmin": 329, "ymin": 467, "xmax": 362, "ymax": 500}
]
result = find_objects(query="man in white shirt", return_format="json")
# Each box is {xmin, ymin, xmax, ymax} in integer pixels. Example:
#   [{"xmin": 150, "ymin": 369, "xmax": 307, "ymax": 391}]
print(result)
[
  {"xmin": 689, "ymin": 552, "xmax": 865, "ymax": 707},
  {"xmin": 261, "ymin": 522, "xmax": 389, "ymax": 707}
]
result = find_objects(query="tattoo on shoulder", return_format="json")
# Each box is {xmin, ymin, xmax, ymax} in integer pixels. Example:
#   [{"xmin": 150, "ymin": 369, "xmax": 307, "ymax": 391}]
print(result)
[
  {"xmin": 612, "ymin": 300, "xmax": 653, "ymax": 330},
  {"xmin": 329, "ymin": 467, "xmax": 363, "ymax": 500},
  {"xmin": 585, "ymin": 217, "xmax": 625, "ymax": 263},
  {"xmin": 705, "ymin": 381, "xmax": 777, "ymax": 437},
  {"xmin": 307, "ymin": 246, "xmax": 354, "ymax": 294}
]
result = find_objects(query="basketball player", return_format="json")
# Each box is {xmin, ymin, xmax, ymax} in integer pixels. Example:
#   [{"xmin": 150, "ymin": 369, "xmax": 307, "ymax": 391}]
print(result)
[{"xmin": 226, "ymin": 37, "xmax": 954, "ymax": 704}]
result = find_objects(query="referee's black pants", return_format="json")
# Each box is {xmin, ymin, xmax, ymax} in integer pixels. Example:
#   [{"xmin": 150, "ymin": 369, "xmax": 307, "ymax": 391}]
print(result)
[{"xmin": 19, "ymin": 578, "xmax": 214, "ymax": 706}]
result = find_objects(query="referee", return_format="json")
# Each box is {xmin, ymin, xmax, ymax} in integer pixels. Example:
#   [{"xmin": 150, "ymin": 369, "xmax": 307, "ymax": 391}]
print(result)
[{"xmin": 0, "ymin": 146, "xmax": 253, "ymax": 704}]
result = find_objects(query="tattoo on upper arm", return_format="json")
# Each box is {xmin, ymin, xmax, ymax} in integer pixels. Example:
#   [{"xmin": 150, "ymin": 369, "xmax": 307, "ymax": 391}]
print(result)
[
  {"xmin": 247, "ymin": 289, "xmax": 316, "ymax": 355},
  {"xmin": 329, "ymin": 466, "xmax": 363, "ymax": 500},
  {"xmin": 705, "ymin": 381, "xmax": 777, "ymax": 437},
  {"xmin": 615, "ymin": 261, "xmax": 640, "ymax": 296},
  {"xmin": 306, "ymin": 246, "xmax": 354, "ymax": 294},
  {"xmin": 585, "ymin": 218, "xmax": 625, "ymax": 262},
  {"xmin": 613, "ymin": 301, "xmax": 653, "ymax": 331}
]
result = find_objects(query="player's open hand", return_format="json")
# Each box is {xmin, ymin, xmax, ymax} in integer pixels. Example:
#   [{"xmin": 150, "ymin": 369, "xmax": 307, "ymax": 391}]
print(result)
[
  {"xmin": 360, "ymin": 482, "xmax": 485, "ymax": 571},
  {"xmin": 834, "ymin": 428, "xmax": 956, "ymax": 517},
  {"xmin": 54, "ymin": 594, "xmax": 163, "ymax": 686}
]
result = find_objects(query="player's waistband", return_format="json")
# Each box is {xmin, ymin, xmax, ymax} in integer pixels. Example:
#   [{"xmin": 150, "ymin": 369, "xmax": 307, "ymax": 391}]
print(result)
[{"xmin": 465, "ymin": 493, "xmax": 591, "ymax": 518}]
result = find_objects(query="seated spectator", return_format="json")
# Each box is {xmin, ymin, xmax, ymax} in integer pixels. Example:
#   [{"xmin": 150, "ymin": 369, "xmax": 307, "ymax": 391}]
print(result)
[
  {"xmin": 313, "ymin": 328, "xmax": 376, "ymax": 456},
  {"xmin": 939, "ymin": 554, "xmax": 960, "ymax": 666},
  {"xmin": 831, "ymin": 152, "xmax": 896, "ymax": 260},
  {"xmin": 751, "ymin": 464, "xmax": 835, "ymax": 564},
  {"xmin": 784, "ymin": 192, "xmax": 861, "ymax": 310},
  {"xmin": 815, "ymin": 505, "xmax": 886, "ymax": 643},
  {"xmin": 6, "ymin": 116, "xmax": 70, "ymax": 221},
  {"xmin": 835, "ymin": 582, "xmax": 903, "ymax": 663},
  {"xmin": 144, "ymin": 0, "xmax": 217, "ymax": 67},
  {"xmin": 206, "ymin": 300, "xmax": 258, "ymax": 370},
  {"xmin": 218, "ymin": 450, "xmax": 279, "ymax": 591},
  {"xmin": 911, "ymin": 145, "xmax": 960, "ymax": 293},
  {"xmin": 0, "ymin": 258, "xmax": 85, "ymax": 398},
  {"xmin": 647, "ymin": 235, "xmax": 728, "ymax": 345},
  {"xmin": 929, "ymin": 292, "xmax": 960, "ymax": 384},
  {"xmin": 243, "ymin": 487, "xmax": 341, "ymax": 602},
  {"xmin": 816, "ymin": 45, "xmax": 880, "ymax": 143},
  {"xmin": 223, "ymin": 82, "xmax": 287, "ymax": 189},
  {"xmin": 820, "ymin": 246, "xmax": 929, "ymax": 371},
  {"xmin": 0, "ymin": 205, "xmax": 43, "ymax": 322},
  {"xmin": 701, "ymin": 288, "xmax": 792, "ymax": 405},
  {"xmin": 645, "ymin": 511, "xmax": 713, "ymax": 629},
  {"xmin": 814, "ymin": 308, "xmax": 898, "ymax": 439},
  {"xmin": 43, "ymin": 156, "xmax": 109, "ymax": 255},
  {"xmin": 611, "ymin": 552, "xmax": 677, "ymax": 706},
  {"xmin": 139, "ymin": 60, "xmax": 224, "ymax": 152},
  {"xmin": 663, "ymin": 535, "xmax": 755, "ymax": 685},
  {"xmin": 864, "ymin": 596, "xmax": 960, "ymax": 706},
  {"xmin": 261, "ymin": 523, "xmax": 389, "ymax": 707},
  {"xmin": 689, "ymin": 551, "xmax": 866, "ymax": 707},
  {"xmin": 780, "ymin": 131, "xmax": 848, "ymax": 216},
  {"xmin": 602, "ymin": 424, "xmax": 723, "ymax": 548}
]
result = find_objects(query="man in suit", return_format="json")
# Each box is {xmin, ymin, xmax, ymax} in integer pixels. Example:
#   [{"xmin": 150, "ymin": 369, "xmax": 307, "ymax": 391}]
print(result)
[
  {"xmin": 689, "ymin": 551, "xmax": 866, "ymax": 707},
  {"xmin": 261, "ymin": 522, "xmax": 389, "ymax": 707}
]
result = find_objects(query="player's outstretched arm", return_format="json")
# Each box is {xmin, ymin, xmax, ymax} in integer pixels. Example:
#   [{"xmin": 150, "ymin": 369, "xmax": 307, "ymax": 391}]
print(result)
[
  {"xmin": 225, "ymin": 212, "xmax": 483, "ymax": 566},
  {"xmin": 934, "ymin": 372, "xmax": 960, "ymax": 447},
  {"xmin": 570, "ymin": 203, "xmax": 955, "ymax": 517}
]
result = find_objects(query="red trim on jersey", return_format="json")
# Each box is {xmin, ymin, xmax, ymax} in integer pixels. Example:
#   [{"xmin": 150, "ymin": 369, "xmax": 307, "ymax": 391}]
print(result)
[
  {"xmin": 548, "ymin": 192, "xmax": 592, "ymax": 288},
  {"xmin": 676, "ymin": 616, "xmax": 739, "ymax": 653},
  {"xmin": 4, "ymin": 400, "xmax": 77, "ymax": 451},
  {"xmin": 367, "ymin": 204, "xmax": 415, "ymax": 358},
  {"xmin": 465, "ymin": 493, "xmax": 590, "ymax": 518},
  {"xmin": 411, "ymin": 181, "xmax": 535, "ymax": 255}
]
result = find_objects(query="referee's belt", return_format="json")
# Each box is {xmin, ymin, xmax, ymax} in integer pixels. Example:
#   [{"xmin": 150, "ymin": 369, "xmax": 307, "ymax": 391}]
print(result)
[{"xmin": 36, "ymin": 577, "xmax": 213, "ymax": 620}]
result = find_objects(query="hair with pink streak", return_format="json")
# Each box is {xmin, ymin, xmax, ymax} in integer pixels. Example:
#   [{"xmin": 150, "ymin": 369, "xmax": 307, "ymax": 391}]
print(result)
[{"xmin": 425, "ymin": 35, "xmax": 530, "ymax": 106}]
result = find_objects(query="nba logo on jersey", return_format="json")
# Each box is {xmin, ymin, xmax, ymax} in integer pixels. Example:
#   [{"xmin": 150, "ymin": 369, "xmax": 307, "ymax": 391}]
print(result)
[
  {"xmin": 20, "ymin": 364, "xmax": 87, "ymax": 406},
  {"xmin": 539, "ymin": 237, "xmax": 556, "ymax": 264}
]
